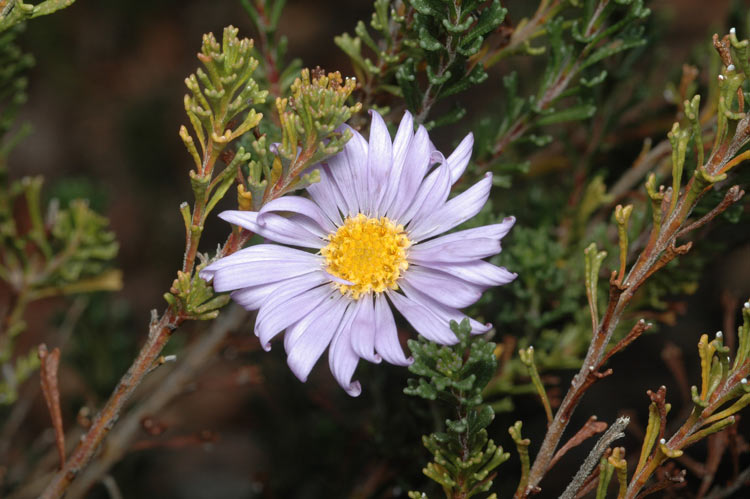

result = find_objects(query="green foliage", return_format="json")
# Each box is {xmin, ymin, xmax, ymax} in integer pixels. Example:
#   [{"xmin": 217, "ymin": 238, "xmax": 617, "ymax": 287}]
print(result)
[
  {"xmin": 405, "ymin": 319, "xmax": 510, "ymax": 498},
  {"xmin": 337, "ymin": 0, "xmax": 506, "ymax": 127},
  {"xmin": 181, "ymin": 25, "xmax": 267, "ymax": 162},
  {"xmin": 0, "ymin": 177, "xmax": 120, "ymax": 403},
  {"xmin": 239, "ymin": 68, "xmax": 361, "ymax": 207},
  {"xmin": 170, "ymin": 25, "xmax": 268, "ymax": 313},
  {"xmin": 0, "ymin": 1, "xmax": 119, "ymax": 408},
  {"xmin": 475, "ymin": 0, "xmax": 650, "ymax": 170},
  {"xmin": 164, "ymin": 265, "xmax": 231, "ymax": 321},
  {"xmin": 0, "ymin": 0, "xmax": 76, "ymax": 33},
  {"xmin": 0, "ymin": 25, "xmax": 33, "ymax": 162},
  {"xmin": 0, "ymin": 345, "xmax": 37, "ymax": 404},
  {"xmin": 0, "ymin": 178, "xmax": 120, "ymax": 300}
]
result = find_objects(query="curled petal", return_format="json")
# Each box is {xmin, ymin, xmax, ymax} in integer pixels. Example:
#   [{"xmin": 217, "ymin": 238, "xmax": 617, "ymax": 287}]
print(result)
[
  {"xmin": 218, "ymin": 211, "xmax": 324, "ymax": 248},
  {"xmin": 378, "ymin": 111, "xmax": 414, "ymax": 215},
  {"xmin": 446, "ymin": 133, "xmax": 473, "ymax": 184},
  {"xmin": 387, "ymin": 125, "xmax": 431, "ymax": 219},
  {"xmin": 230, "ymin": 281, "xmax": 282, "ymax": 310},
  {"xmin": 258, "ymin": 196, "xmax": 336, "ymax": 232},
  {"xmin": 307, "ymin": 163, "xmax": 345, "ymax": 226}
]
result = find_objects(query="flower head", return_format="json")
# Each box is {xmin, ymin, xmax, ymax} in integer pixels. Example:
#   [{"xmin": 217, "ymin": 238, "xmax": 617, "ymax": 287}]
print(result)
[{"xmin": 201, "ymin": 111, "xmax": 516, "ymax": 396}]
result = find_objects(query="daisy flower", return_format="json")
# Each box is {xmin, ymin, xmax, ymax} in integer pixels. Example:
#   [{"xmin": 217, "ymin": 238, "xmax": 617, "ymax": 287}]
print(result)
[{"xmin": 201, "ymin": 110, "xmax": 516, "ymax": 396}]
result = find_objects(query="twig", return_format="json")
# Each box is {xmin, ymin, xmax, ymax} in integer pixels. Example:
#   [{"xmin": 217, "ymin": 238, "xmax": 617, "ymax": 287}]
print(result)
[
  {"xmin": 38, "ymin": 312, "xmax": 178, "ymax": 498},
  {"xmin": 637, "ymin": 468, "xmax": 686, "ymax": 498},
  {"xmin": 559, "ymin": 416, "xmax": 630, "ymax": 499},
  {"xmin": 64, "ymin": 305, "xmax": 246, "ymax": 499},
  {"xmin": 100, "ymin": 475, "xmax": 123, "ymax": 499},
  {"xmin": 704, "ymin": 464, "xmax": 750, "ymax": 499},
  {"xmin": 697, "ymin": 432, "xmax": 729, "ymax": 498},
  {"xmin": 674, "ymin": 185, "xmax": 745, "ymax": 239},
  {"xmin": 549, "ymin": 416, "xmax": 608, "ymax": 470},
  {"xmin": 38, "ymin": 344, "xmax": 65, "ymax": 469},
  {"xmin": 525, "ymin": 114, "xmax": 750, "ymax": 495}
]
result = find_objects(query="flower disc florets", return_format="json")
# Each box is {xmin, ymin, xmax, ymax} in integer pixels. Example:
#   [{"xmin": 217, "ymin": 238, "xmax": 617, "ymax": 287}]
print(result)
[{"xmin": 322, "ymin": 213, "xmax": 410, "ymax": 299}]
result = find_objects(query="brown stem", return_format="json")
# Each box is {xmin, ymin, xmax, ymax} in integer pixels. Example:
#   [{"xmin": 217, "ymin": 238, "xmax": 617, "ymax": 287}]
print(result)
[
  {"xmin": 38, "ymin": 345, "xmax": 65, "ymax": 469},
  {"xmin": 39, "ymin": 311, "xmax": 180, "ymax": 499},
  {"xmin": 549, "ymin": 416, "xmax": 608, "ymax": 470},
  {"xmin": 524, "ymin": 166, "xmax": 714, "ymax": 492},
  {"xmin": 64, "ymin": 305, "xmax": 246, "ymax": 499}
]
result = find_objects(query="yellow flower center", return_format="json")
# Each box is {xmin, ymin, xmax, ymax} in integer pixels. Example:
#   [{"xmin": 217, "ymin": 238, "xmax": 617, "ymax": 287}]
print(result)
[{"xmin": 322, "ymin": 213, "xmax": 411, "ymax": 299}]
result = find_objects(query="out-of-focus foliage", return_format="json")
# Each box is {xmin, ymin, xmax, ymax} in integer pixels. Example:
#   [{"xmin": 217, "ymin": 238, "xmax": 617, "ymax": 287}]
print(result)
[
  {"xmin": 239, "ymin": 0, "xmax": 302, "ymax": 103},
  {"xmin": 0, "ymin": 176, "xmax": 120, "ymax": 404},
  {"xmin": 0, "ymin": 25, "xmax": 32, "ymax": 162},
  {"xmin": 0, "ymin": 7, "xmax": 119, "ymax": 406}
]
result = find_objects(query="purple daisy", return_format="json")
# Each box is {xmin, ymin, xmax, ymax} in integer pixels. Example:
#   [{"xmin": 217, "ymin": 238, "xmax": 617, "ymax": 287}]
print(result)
[{"xmin": 201, "ymin": 110, "xmax": 516, "ymax": 396}]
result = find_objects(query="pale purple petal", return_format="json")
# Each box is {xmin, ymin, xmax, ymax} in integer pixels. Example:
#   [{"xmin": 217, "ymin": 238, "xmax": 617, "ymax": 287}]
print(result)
[
  {"xmin": 387, "ymin": 290, "xmax": 458, "ymax": 344},
  {"xmin": 200, "ymin": 244, "xmax": 317, "ymax": 281},
  {"xmin": 402, "ymin": 162, "xmax": 452, "ymax": 227},
  {"xmin": 328, "ymin": 304, "xmax": 363, "ymax": 396},
  {"xmin": 350, "ymin": 296, "xmax": 381, "ymax": 363},
  {"xmin": 366, "ymin": 110, "xmax": 393, "ymax": 214},
  {"xmin": 258, "ymin": 196, "xmax": 336, "ymax": 232},
  {"xmin": 387, "ymin": 125, "xmax": 431, "ymax": 219},
  {"xmin": 286, "ymin": 293, "xmax": 349, "ymax": 382},
  {"xmin": 343, "ymin": 125, "xmax": 370, "ymax": 214},
  {"xmin": 446, "ymin": 133, "xmax": 473, "ymax": 184},
  {"xmin": 402, "ymin": 266, "xmax": 483, "ymax": 308},
  {"xmin": 408, "ymin": 238, "xmax": 501, "ymax": 263},
  {"xmin": 287, "ymin": 214, "xmax": 329, "ymax": 239},
  {"xmin": 218, "ymin": 211, "xmax": 324, "ymax": 248},
  {"xmin": 417, "ymin": 260, "xmax": 517, "ymax": 287},
  {"xmin": 255, "ymin": 283, "xmax": 335, "ymax": 350},
  {"xmin": 327, "ymin": 153, "xmax": 360, "ymax": 216},
  {"xmin": 307, "ymin": 163, "xmax": 345, "ymax": 226},
  {"xmin": 283, "ymin": 292, "xmax": 349, "ymax": 356},
  {"xmin": 377, "ymin": 112, "xmax": 413, "ymax": 215},
  {"xmin": 416, "ymin": 217, "xmax": 516, "ymax": 247},
  {"xmin": 211, "ymin": 262, "xmax": 324, "ymax": 292},
  {"xmin": 374, "ymin": 294, "xmax": 412, "ymax": 366},
  {"xmin": 408, "ymin": 173, "xmax": 493, "ymax": 242},
  {"xmin": 400, "ymin": 281, "xmax": 492, "ymax": 335},
  {"xmin": 230, "ymin": 281, "xmax": 282, "ymax": 310}
]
